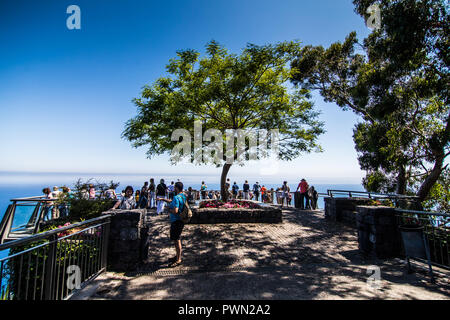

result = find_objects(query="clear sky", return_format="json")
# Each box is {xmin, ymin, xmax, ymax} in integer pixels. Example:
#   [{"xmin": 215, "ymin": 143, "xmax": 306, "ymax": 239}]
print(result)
[{"xmin": 0, "ymin": 0, "xmax": 371, "ymax": 184}]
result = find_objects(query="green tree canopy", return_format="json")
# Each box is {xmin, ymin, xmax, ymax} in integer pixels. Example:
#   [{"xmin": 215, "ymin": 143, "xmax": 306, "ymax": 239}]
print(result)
[
  {"xmin": 123, "ymin": 40, "xmax": 324, "ymax": 200},
  {"xmin": 291, "ymin": 0, "xmax": 449, "ymax": 205}
]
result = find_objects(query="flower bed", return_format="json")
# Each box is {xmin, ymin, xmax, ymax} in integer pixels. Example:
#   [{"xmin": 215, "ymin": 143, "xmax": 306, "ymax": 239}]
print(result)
[
  {"xmin": 199, "ymin": 199, "xmax": 260, "ymax": 209},
  {"xmin": 190, "ymin": 200, "xmax": 282, "ymax": 224}
]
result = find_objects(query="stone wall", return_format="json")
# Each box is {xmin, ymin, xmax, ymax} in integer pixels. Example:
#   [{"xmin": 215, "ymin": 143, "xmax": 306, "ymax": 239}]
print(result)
[
  {"xmin": 324, "ymin": 197, "xmax": 372, "ymax": 226},
  {"xmin": 356, "ymin": 206, "xmax": 402, "ymax": 259},
  {"xmin": 189, "ymin": 205, "xmax": 282, "ymax": 224},
  {"xmin": 102, "ymin": 209, "xmax": 148, "ymax": 272}
]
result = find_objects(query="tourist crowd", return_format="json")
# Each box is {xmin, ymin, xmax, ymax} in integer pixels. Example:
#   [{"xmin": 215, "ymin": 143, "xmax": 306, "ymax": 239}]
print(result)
[
  {"xmin": 41, "ymin": 178, "xmax": 319, "ymax": 269},
  {"xmin": 41, "ymin": 177, "xmax": 320, "ymax": 218}
]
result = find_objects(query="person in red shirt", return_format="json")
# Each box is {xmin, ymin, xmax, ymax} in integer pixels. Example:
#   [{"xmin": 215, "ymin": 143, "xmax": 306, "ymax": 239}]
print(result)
[
  {"xmin": 261, "ymin": 186, "xmax": 267, "ymax": 202},
  {"xmin": 296, "ymin": 179, "xmax": 309, "ymax": 210}
]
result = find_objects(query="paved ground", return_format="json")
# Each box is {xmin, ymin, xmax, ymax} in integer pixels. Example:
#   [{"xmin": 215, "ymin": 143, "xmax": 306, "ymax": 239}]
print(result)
[{"xmin": 72, "ymin": 208, "xmax": 450, "ymax": 300}]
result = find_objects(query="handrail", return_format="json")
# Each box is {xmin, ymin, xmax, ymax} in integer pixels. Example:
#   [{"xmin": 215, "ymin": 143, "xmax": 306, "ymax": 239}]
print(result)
[
  {"xmin": 10, "ymin": 197, "xmax": 53, "ymax": 202},
  {"xmin": 326, "ymin": 189, "xmax": 419, "ymax": 199},
  {"xmin": 0, "ymin": 214, "xmax": 111, "ymax": 251},
  {"xmin": 395, "ymin": 208, "xmax": 450, "ymax": 218}
]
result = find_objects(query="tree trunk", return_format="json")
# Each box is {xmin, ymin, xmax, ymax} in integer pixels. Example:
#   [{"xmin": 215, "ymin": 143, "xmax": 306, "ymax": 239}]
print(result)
[
  {"xmin": 416, "ymin": 156, "xmax": 447, "ymax": 202},
  {"xmin": 396, "ymin": 165, "xmax": 407, "ymax": 195},
  {"xmin": 220, "ymin": 163, "xmax": 232, "ymax": 202},
  {"xmin": 416, "ymin": 113, "xmax": 449, "ymax": 202}
]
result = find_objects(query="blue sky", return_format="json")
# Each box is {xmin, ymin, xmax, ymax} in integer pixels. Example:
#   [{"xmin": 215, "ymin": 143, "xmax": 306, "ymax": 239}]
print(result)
[{"xmin": 0, "ymin": 0, "xmax": 371, "ymax": 184}]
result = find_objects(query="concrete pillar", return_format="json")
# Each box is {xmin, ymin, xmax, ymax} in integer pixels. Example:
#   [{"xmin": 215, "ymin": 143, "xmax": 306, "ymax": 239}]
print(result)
[
  {"xmin": 102, "ymin": 209, "xmax": 148, "ymax": 272},
  {"xmin": 356, "ymin": 206, "xmax": 402, "ymax": 259}
]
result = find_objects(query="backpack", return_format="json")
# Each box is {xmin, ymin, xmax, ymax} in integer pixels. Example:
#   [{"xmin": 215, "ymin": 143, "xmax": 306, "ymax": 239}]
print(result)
[{"xmin": 178, "ymin": 194, "xmax": 192, "ymax": 223}]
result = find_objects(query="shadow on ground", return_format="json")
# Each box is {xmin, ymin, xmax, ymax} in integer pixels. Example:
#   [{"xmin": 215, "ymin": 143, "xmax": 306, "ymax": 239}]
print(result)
[{"xmin": 83, "ymin": 208, "xmax": 450, "ymax": 300}]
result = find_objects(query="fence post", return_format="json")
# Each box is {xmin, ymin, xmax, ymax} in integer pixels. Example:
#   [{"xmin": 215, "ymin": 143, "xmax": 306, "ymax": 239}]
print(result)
[
  {"xmin": 44, "ymin": 234, "xmax": 58, "ymax": 300},
  {"xmin": 101, "ymin": 219, "xmax": 110, "ymax": 270}
]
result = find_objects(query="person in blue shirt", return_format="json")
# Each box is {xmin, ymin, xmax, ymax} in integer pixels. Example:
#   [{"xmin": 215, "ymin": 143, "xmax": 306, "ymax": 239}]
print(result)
[
  {"xmin": 158, "ymin": 181, "xmax": 186, "ymax": 267},
  {"xmin": 232, "ymin": 182, "xmax": 239, "ymax": 199},
  {"xmin": 253, "ymin": 182, "xmax": 261, "ymax": 201},
  {"xmin": 243, "ymin": 180, "xmax": 250, "ymax": 200}
]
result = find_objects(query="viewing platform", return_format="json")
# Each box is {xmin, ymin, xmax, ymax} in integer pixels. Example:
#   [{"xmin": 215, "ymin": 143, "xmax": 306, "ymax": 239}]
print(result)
[
  {"xmin": 1, "ymin": 190, "xmax": 448, "ymax": 300},
  {"xmin": 71, "ymin": 207, "xmax": 450, "ymax": 300}
]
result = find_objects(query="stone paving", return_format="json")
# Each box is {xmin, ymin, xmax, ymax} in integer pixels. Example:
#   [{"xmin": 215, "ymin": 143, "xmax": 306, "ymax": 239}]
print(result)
[{"xmin": 72, "ymin": 208, "xmax": 450, "ymax": 300}]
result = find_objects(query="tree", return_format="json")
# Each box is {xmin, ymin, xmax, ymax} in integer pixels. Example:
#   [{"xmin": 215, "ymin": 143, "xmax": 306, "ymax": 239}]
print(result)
[
  {"xmin": 123, "ymin": 40, "xmax": 324, "ymax": 201},
  {"xmin": 290, "ymin": 0, "xmax": 449, "ymax": 203},
  {"xmin": 422, "ymin": 167, "xmax": 450, "ymax": 212}
]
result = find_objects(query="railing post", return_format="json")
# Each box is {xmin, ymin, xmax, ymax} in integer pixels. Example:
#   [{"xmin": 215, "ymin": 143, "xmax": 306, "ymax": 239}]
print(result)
[
  {"xmin": 44, "ymin": 234, "xmax": 58, "ymax": 300},
  {"xmin": 101, "ymin": 219, "xmax": 110, "ymax": 270},
  {"xmin": 0, "ymin": 205, "xmax": 13, "ymax": 244},
  {"xmin": 0, "ymin": 203, "xmax": 17, "ymax": 244},
  {"xmin": 27, "ymin": 202, "xmax": 41, "ymax": 227}
]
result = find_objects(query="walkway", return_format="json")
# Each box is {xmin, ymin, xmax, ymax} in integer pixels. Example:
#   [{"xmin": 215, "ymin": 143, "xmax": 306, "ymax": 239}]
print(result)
[{"xmin": 72, "ymin": 208, "xmax": 450, "ymax": 300}]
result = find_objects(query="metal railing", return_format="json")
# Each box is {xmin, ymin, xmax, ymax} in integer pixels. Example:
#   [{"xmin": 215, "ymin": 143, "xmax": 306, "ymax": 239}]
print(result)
[
  {"xmin": 0, "ymin": 215, "xmax": 111, "ymax": 300},
  {"xmin": 326, "ymin": 189, "xmax": 422, "ymax": 208},
  {"xmin": 327, "ymin": 189, "xmax": 419, "ymax": 200},
  {"xmin": 0, "ymin": 196, "xmax": 61, "ymax": 244},
  {"xmin": 396, "ymin": 209, "xmax": 450, "ymax": 269}
]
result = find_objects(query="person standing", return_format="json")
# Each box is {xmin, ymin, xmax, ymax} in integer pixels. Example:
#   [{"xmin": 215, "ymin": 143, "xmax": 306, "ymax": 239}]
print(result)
[
  {"xmin": 158, "ymin": 181, "xmax": 186, "ymax": 267},
  {"xmin": 112, "ymin": 186, "xmax": 136, "ymax": 210},
  {"xmin": 51, "ymin": 186, "xmax": 62, "ymax": 198},
  {"xmin": 261, "ymin": 185, "xmax": 268, "ymax": 202},
  {"xmin": 139, "ymin": 181, "xmax": 149, "ymax": 209},
  {"xmin": 80, "ymin": 186, "xmax": 89, "ymax": 200},
  {"xmin": 186, "ymin": 186, "xmax": 196, "ymax": 205},
  {"xmin": 280, "ymin": 181, "xmax": 290, "ymax": 208},
  {"xmin": 308, "ymin": 186, "xmax": 319, "ymax": 210},
  {"xmin": 232, "ymin": 182, "xmax": 239, "ymax": 199},
  {"xmin": 149, "ymin": 178, "xmax": 156, "ymax": 208},
  {"xmin": 51, "ymin": 186, "xmax": 62, "ymax": 219},
  {"xmin": 42, "ymin": 187, "xmax": 53, "ymax": 221},
  {"xmin": 105, "ymin": 184, "xmax": 117, "ymax": 200},
  {"xmin": 88, "ymin": 184, "xmax": 96, "ymax": 200},
  {"xmin": 200, "ymin": 181, "xmax": 208, "ymax": 200},
  {"xmin": 253, "ymin": 182, "xmax": 261, "ymax": 202},
  {"xmin": 243, "ymin": 180, "xmax": 250, "ymax": 200},
  {"xmin": 58, "ymin": 187, "xmax": 71, "ymax": 217},
  {"xmin": 135, "ymin": 190, "xmax": 140, "ymax": 204},
  {"xmin": 156, "ymin": 179, "xmax": 168, "ymax": 214},
  {"xmin": 223, "ymin": 178, "xmax": 231, "ymax": 200},
  {"xmin": 168, "ymin": 181, "xmax": 175, "ymax": 200},
  {"xmin": 296, "ymin": 179, "xmax": 309, "ymax": 210}
]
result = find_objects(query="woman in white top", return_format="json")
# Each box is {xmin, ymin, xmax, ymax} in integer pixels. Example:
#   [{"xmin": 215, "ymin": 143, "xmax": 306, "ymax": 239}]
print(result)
[
  {"xmin": 281, "ymin": 181, "xmax": 290, "ymax": 208},
  {"xmin": 112, "ymin": 186, "xmax": 136, "ymax": 210}
]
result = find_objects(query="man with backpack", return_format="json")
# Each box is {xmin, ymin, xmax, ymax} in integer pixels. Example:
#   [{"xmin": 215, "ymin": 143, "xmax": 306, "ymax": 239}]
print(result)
[{"xmin": 158, "ymin": 181, "xmax": 188, "ymax": 267}]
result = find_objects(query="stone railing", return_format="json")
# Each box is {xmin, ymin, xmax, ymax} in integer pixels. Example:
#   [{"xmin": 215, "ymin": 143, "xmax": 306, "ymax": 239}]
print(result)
[
  {"xmin": 356, "ymin": 206, "xmax": 401, "ymax": 259},
  {"xmin": 324, "ymin": 197, "xmax": 373, "ymax": 226},
  {"xmin": 102, "ymin": 209, "xmax": 149, "ymax": 272}
]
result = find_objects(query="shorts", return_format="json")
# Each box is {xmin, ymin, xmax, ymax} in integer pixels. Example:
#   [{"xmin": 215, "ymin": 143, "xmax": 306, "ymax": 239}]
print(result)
[{"xmin": 170, "ymin": 220, "xmax": 185, "ymax": 240}]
